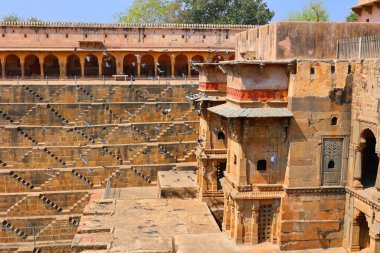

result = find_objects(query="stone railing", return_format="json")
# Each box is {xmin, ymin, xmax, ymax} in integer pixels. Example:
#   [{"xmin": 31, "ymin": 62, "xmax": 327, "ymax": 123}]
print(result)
[
  {"xmin": 337, "ymin": 35, "xmax": 380, "ymax": 59},
  {"xmin": 0, "ymin": 21, "xmax": 257, "ymax": 29}
]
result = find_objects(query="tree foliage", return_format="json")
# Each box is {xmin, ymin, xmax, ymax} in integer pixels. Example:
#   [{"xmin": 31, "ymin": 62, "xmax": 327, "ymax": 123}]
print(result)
[
  {"xmin": 180, "ymin": 0, "xmax": 274, "ymax": 25},
  {"xmin": 116, "ymin": 0, "xmax": 182, "ymax": 23},
  {"xmin": 2, "ymin": 13, "xmax": 42, "ymax": 22},
  {"xmin": 2, "ymin": 13, "xmax": 22, "ymax": 22},
  {"xmin": 286, "ymin": 1, "xmax": 329, "ymax": 22},
  {"xmin": 345, "ymin": 12, "xmax": 358, "ymax": 22},
  {"xmin": 116, "ymin": 0, "xmax": 274, "ymax": 25}
]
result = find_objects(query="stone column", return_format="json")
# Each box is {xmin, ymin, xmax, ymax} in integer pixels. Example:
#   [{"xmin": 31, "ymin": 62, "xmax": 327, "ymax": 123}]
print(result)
[
  {"xmin": 271, "ymin": 200, "xmax": 281, "ymax": 244},
  {"xmin": 188, "ymin": 61, "xmax": 191, "ymax": 78},
  {"xmin": 374, "ymin": 154, "xmax": 380, "ymax": 201},
  {"xmin": 238, "ymin": 158, "xmax": 248, "ymax": 185},
  {"xmin": 98, "ymin": 59, "xmax": 102, "ymax": 79},
  {"xmin": 222, "ymin": 195, "xmax": 231, "ymax": 231},
  {"xmin": 171, "ymin": 56, "xmax": 175, "ymax": 79},
  {"xmin": 1, "ymin": 56, "xmax": 5, "ymax": 79},
  {"xmin": 116, "ymin": 55, "xmax": 123, "ymax": 75},
  {"xmin": 39, "ymin": 56, "xmax": 44, "ymax": 80},
  {"xmin": 137, "ymin": 57, "xmax": 141, "ymax": 79},
  {"xmin": 80, "ymin": 57, "xmax": 85, "ymax": 79},
  {"xmin": 235, "ymin": 201, "xmax": 244, "ymax": 244},
  {"xmin": 350, "ymin": 218, "xmax": 361, "ymax": 252},
  {"xmin": 250, "ymin": 201, "xmax": 259, "ymax": 244},
  {"xmin": 59, "ymin": 56, "xmax": 67, "ymax": 80},
  {"xmin": 20, "ymin": 59, "xmax": 25, "ymax": 80},
  {"xmin": 229, "ymin": 202, "xmax": 235, "ymax": 239},
  {"xmin": 353, "ymin": 148, "xmax": 363, "ymax": 189},
  {"xmin": 369, "ymin": 230, "xmax": 380, "ymax": 253}
]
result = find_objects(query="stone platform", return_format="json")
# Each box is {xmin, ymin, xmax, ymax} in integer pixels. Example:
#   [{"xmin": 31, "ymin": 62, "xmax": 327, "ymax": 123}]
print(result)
[{"xmin": 157, "ymin": 170, "xmax": 197, "ymax": 199}]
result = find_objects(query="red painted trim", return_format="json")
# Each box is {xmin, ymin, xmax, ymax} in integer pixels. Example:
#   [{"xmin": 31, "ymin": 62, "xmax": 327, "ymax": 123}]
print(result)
[
  {"xmin": 227, "ymin": 87, "xmax": 288, "ymax": 101},
  {"xmin": 199, "ymin": 82, "xmax": 226, "ymax": 91}
]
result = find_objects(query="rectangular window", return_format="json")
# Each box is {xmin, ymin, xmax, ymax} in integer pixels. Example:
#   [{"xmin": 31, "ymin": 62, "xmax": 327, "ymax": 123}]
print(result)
[{"xmin": 322, "ymin": 138, "xmax": 343, "ymax": 185}]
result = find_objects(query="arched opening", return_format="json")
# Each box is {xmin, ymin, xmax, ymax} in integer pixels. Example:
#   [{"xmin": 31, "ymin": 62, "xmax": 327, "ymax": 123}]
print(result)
[
  {"xmin": 257, "ymin": 160, "xmax": 267, "ymax": 171},
  {"xmin": 328, "ymin": 160, "xmax": 335, "ymax": 169},
  {"xmin": 331, "ymin": 117, "xmax": 338, "ymax": 126},
  {"xmin": 44, "ymin": 55, "xmax": 60, "ymax": 79},
  {"xmin": 157, "ymin": 54, "xmax": 171, "ymax": 78},
  {"xmin": 84, "ymin": 54, "xmax": 99, "ymax": 78},
  {"xmin": 140, "ymin": 54, "xmax": 154, "ymax": 78},
  {"xmin": 212, "ymin": 55, "xmax": 224, "ymax": 63},
  {"xmin": 5, "ymin": 54, "xmax": 21, "ymax": 78},
  {"xmin": 217, "ymin": 131, "xmax": 225, "ymax": 140},
  {"xmin": 123, "ymin": 54, "xmax": 137, "ymax": 77},
  {"xmin": 24, "ymin": 54, "xmax": 41, "ymax": 79},
  {"xmin": 174, "ymin": 54, "xmax": 188, "ymax": 77},
  {"xmin": 191, "ymin": 55, "xmax": 204, "ymax": 77},
  {"xmin": 357, "ymin": 213, "xmax": 370, "ymax": 250},
  {"xmin": 361, "ymin": 129, "xmax": 379, "ymax": 188},
  {"xmin": 66, "ymin": 54, "xmax": 81, "ymax": 79},
  {"xmin": 228, "ymin": 54, "xmax": 235, "ymax": 60},
  {"xmin": 102, "ymin": 54, "xmax": 116, "ymax": 77}
]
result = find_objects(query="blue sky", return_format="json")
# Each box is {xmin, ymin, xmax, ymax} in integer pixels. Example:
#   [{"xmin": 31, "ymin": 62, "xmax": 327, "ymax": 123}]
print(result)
[{"xmin": 0, "ymin": 0, "xmax": 357, "ymax": 23}]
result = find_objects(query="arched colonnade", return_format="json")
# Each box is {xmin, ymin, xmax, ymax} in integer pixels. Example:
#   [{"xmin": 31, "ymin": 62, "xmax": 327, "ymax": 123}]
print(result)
[{"xmin": 0, "ymin": 52, "xmax": 234, "ymax": 79}]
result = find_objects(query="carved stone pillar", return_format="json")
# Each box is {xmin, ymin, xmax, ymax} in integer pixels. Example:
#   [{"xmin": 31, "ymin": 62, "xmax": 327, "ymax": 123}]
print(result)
[
  {"xmin": 98, "ymin": 60, "xmax": 102, "ymax": 78},
  {"xmin": 187, "ymin": 60, "xmax": 191, "ymax": 77},
  {"xmin": 235, "ymin": 201, "xmax": 244, "ymax": 244},
  {"xmin": 116, "ymin": 55, "xmax": 123, "ymax": 75},
  {"xmin": 1, "ymin": 56, "xmax": 5, "ymax": 79},
  {"xmin": 80, "ymin": 57, "xmax": 85, "ymax": 79},
  {"xmin": 250, "ymin": 201, "xmax": 259, "ymax": 244},
  {"xmin": 60, "ymin": 56, "xmax": 67, "ymax": 80},
  {"xmin": 229, "ymin": 201, "xmax": 235, "ymax": 239},
  {"xmin": 39, "ymin": 57, "xmax": 44, "ymax": 80},
  {"xmin": 171, "ymin": 56, "xmax": 175, "ymax": 78},
  {"xmin": 271, "ymin": 200, "xmax": 281, "ymax": 244},
  {"xmin": 137, "ymin": 57, "xmax": 141, "ymax": 79},
  {"xmin": 369, "ymin": 230, "xmax": 380, "ymax": 253},
  {"xmin": 222, "ymin": 195, "xmax": 231, "ymax": 231},
  {"xmin": 353, "ymin": 147, "xmax": 363, "ymax": 189},
  {"xmin": 20, "ymin": 60, "xmax": 25, "ymax": 79},
  {"xmin": 350, "ymin": 218, "xmax": 361, "ymax": 252}
]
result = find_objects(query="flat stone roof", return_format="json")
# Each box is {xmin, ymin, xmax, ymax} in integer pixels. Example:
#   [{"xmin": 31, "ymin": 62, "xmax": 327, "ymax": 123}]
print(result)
[{"xmin": 158, "ymin": 170, "xmax": 197, "ymax": 189}]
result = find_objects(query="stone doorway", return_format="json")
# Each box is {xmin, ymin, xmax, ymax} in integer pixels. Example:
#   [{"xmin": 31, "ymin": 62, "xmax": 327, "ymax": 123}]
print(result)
[
  {"xmin": 361, "ymin": 129, "xmax": 379, "ymax": 188},
  {"xmin": 258, "ymin": 204, "xmax": 274, "ymax": 243},
  {"xmin": 216, "ymin": 162, "xmax": 226, "ymax": 190},
  {"xmin": 358, "ymin": 213, "xmax": 370, "ymax": 250}
]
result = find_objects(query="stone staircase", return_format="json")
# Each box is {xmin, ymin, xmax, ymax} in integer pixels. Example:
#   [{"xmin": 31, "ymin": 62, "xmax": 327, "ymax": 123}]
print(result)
[
  {"xmin": 9, "ymin": 171, "xmax": 35, "ymax": 190},
  {"xmin": 2, "ymin": 220, "xmax": 28, "ymax": 241},
  {"xmin": 16, "ymin": 127, "xmax": 39, "ymax": 145},
  {"xmin": 71, "ymin": 169, "xmax": 94, "ymax": 188},
  {"xmin": 23, "ymin": 86, "xmax": 44, "ymax": 101},
  {"xmin": 38, "ymin": 194, "xmax": 63, "ymax": 213},
  {"xmin": 47, "ymin": 104, "xmax": 69, "ymax": 124},
  {"xmin": 19, "ymin": 106, "xmax": 38, "ymax": 124},
  {"xmin": 6, "ymin": 195, "xmax": 29, "ymax": 214}
]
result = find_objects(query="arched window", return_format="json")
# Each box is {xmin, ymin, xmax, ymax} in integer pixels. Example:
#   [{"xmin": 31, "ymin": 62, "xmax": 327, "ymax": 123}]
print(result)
[
  {"xmin": 140, "ymin": 54, "xmax": 154, "ymax": 78},
  {"xmin": 44, "ymin": 54, "xmax": 60, "ymax": 78},
  {"xmin": 102, "ymin": 54, "xmax": 116, "ymax": 77},
  {"xmin": 211, "ymin": 55, "xmax": 224, "ymax": 63},
  {"xmin": 157, "ymin": 54, "xmax": 171, "ymax": 78},
  {"xmin": 217, "ymin": 131, "xmax": 225, "ymax": 140},
  {"xmin": 361, "ymin": 129, "xmax": 379, "ymax": 188},
  {"xmin": 174, "ymin": 54, "xmax": 188, "ymax": 77},
  {"xmin": 5, "ymin": 54, "xmax": 21, "ymax": 78},
  {"xmin": 84, "ymin": 54, "xmax": 99, "ymax": 78},
  {"xmin": 190, "ymin": 55, "xmax": 204, "ymax": 77},
  {"xmin": 328, "ymin": 160, "xmax": 335, "ymax": 169},
  {"xmin": 66, "ymin": 54, "xmax": 81, "ymax": 79},
  {"xmin": 257, "ymin": 160, "xmax": 267, "ymax": 171},
  {"xmin": 123, "ymin": 54, "xmax": 137, "ymax": 77},
  {"xmin": 24, "ymin": 54, "xmax": 41, "ymax": 79}
]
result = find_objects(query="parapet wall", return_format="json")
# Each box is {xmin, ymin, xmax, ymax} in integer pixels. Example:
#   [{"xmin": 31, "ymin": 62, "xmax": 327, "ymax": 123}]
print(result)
[
  {"xmin": 0, "ymin": 22, "xmax": 254, "ymax": 51},
  {"xmin": 236, "ymin": 22, "xmax": 380, "ymax": 61}
]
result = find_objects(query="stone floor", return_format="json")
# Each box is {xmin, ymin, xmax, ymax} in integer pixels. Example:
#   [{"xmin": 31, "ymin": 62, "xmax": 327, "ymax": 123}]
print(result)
[{"xmin": 73, "ymin": 186, "xmax": 349, "ymax": 253}]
